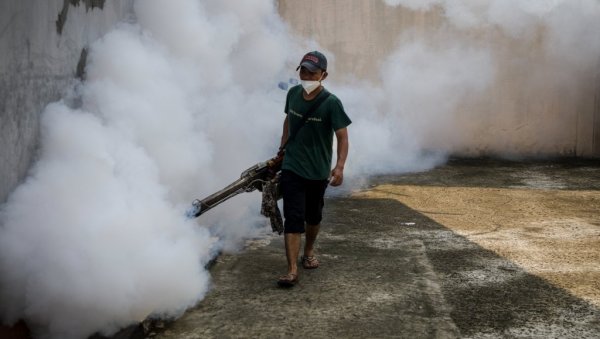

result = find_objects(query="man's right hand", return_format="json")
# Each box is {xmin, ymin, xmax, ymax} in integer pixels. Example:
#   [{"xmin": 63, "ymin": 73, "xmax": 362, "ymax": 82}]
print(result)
[{"xmin": 329, "ymin": 166, "xmax": 344, "ymax": 186}]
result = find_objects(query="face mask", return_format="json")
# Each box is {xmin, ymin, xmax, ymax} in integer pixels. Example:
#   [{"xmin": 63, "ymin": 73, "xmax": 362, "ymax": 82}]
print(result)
[{"xmin": 300, "ymin": 74, "xmax": 323, "ymax": 95}]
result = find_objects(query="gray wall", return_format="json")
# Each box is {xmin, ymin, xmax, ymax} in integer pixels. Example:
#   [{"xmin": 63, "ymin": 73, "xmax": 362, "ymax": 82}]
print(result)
[
  {"xmin": 0, "ymin": 0, "xmax": 133, "ymax": 203},
  {"xmin": 278, "ymin": 0, "xmax": 600, "ymax": 158},
  {"xmin": 595, "ymin": 60, "xmax": 600, "ymax": 155}
]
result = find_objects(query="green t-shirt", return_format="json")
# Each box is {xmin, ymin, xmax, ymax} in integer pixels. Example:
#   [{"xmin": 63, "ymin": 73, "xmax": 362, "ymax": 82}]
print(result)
[{"xmin": 282, "ymin": 85, "xmax": 352, "ymax": 180}]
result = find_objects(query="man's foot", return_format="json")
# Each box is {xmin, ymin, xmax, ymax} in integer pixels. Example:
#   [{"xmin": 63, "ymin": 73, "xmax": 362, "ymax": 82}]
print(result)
[
  {"xmin": 277, "ymin": 273, "xmax": 298, "ymax": 287},
  {"xmin": 301, "ymin": 255, "xmax": 319, "ymax": 269}
]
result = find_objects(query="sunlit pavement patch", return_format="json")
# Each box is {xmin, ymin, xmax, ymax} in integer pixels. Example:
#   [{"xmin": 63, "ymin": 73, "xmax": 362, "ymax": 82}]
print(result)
[{"xmin": 357, "ymin": 183, "xmax": 600, "ymax": 307}]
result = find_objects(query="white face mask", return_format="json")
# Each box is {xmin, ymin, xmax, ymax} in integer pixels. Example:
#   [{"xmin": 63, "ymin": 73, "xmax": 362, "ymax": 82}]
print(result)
[
  {"xmin": 301, "ymin": 80, "xmax": 320, "ymax": 94},
  {"xmin": 300, "ymin": 74, "xmax": 323, "ymax": 95}
]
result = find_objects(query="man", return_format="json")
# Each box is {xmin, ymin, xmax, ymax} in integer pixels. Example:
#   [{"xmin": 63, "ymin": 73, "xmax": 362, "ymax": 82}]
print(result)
[{"xmin": 277, "ymin": 51, "xmax": 351, "ymax": 287}]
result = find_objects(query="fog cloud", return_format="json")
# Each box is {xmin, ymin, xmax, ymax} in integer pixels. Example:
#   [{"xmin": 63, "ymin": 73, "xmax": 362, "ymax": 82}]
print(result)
[
  {"xmin": 1, "ymin": 0, "xmax": 599, "ymax": 338},
  {"xmin": 0, "ymin": 1, "xmax": 296, "ymax": 338}
]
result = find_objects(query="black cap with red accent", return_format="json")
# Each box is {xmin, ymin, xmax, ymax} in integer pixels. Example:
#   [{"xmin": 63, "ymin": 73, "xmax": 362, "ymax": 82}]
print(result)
[{"xmin": 296, "ymin": 51, "xmax": 327, "ymax": 72}]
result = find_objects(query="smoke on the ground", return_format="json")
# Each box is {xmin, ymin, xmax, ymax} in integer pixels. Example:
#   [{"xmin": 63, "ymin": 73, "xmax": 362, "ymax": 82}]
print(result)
[{"xmin": 0, "ymin": 1, "xmax": 297, "ymax": 338}]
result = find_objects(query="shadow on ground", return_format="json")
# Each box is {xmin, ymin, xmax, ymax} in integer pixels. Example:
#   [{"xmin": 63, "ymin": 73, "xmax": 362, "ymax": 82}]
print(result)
[{"xmin": 155, "ymin": 196, "xmax": 600, "ymax": 338}]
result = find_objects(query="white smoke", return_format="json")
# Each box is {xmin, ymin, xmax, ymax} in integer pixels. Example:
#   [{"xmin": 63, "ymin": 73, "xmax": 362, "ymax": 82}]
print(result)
[
  {"xmin": 2, "ymin": 0, "xmax": 599, "ymax": 338},
  {"xmin": 380, "ymin": 0, "xmax": 600, "ymax": 74},
  {"xmin": 387, "ymin": 0, "xmax": 599, "ymax": 49},
  {"xmin": 0, "ymin": 0, "xmax": 298, "ymax": 338},
  {"xmin": 378, "ymin": 0, "xmax": 600, "ymax": 156}
]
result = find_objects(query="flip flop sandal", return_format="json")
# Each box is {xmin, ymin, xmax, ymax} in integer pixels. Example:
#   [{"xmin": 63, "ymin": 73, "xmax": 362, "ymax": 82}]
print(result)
[
  {"xmin": 277, "ymin": 273, "xmax": 298, "ymax": 287},
  {"xmin": 301, "ymin": 255, "xmax": 319, "ymax": 269}
]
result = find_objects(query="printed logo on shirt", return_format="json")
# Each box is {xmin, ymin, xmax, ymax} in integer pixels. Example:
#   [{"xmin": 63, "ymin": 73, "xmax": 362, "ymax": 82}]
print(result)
[
  {"xmin": 289, "ymin": 109, "xmax": 322, "ymax": 123},
  {"xmin": 289, "ymin": 109, "xmax": 303, "ymax": 119}
]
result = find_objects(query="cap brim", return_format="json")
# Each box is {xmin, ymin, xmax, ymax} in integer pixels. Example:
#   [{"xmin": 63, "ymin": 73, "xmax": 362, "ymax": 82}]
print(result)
[{"xmin": 297, "ymin": 61, "xmax": 320, "ymax": 72}]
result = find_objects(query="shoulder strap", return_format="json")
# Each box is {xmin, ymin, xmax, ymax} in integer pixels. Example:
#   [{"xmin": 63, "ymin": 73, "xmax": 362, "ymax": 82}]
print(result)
[{"xmin": 282, "ymin": 91, "xmax": 331, "ymax": 149}]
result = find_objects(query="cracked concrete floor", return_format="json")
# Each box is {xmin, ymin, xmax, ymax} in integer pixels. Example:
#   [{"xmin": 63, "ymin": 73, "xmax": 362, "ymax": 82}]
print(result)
[{"xmin": 155, "ymin": 159, "xmax": 600, "ymax": 338}]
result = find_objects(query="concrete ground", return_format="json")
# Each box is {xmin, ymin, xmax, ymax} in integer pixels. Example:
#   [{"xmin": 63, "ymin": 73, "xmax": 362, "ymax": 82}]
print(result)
[{"xmin": 153, "ymin": 159, "xmax": 600, "ymax": 339}]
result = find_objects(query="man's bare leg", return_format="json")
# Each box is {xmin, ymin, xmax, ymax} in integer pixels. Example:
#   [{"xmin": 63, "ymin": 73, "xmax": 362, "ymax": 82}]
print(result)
[
  {"xmin": 284, "ymin": 232, "xmax": 301, "ymax": 276},
  {"xmin": 304, "ymin": 223, "xmax": 320, "ymax": 258}
]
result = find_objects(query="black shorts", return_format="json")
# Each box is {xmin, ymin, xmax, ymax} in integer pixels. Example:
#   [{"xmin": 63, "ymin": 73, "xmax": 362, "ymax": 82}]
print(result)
[{"xmin": 280, "ymin": 169, "xmax": 329, "ymax": 234}]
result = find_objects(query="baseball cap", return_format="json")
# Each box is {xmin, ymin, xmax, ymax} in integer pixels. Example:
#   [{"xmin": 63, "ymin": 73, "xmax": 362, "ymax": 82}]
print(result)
[{"xmin": 296, "ymin": 51, "xmax": 327, "ymax": 72}]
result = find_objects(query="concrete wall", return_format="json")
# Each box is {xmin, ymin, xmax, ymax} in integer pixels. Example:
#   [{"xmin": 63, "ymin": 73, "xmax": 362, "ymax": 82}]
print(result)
[
  {"xmin": 278, "ymin": 0, "xmax": 600, "ymax": 158},
  {"xmin": 0, "ymin": 0, "xmax": 134, "ymax": 203},
  {"xmin": 595, "ymin": 60, "xmax": 600, "ymax": 155}
]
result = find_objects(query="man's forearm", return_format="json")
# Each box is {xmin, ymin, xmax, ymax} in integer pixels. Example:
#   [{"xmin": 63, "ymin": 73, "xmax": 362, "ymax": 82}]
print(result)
[
  {"xmin": 335, "ymin": 130, "xmax": 349, "ymax": 169},
  {"xmin": 280, "ymin": 116, "xmax": 289, "ymax": 149},
  {"xmin": 336, "ymin": 140, "xmax": 348, "ymax": 169}
]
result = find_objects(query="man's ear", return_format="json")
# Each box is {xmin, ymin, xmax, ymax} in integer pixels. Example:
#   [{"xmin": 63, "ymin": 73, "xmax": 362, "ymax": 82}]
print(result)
[{"xmin": 321, "ymin": 71, "xmax": 328, "ymax": 80}]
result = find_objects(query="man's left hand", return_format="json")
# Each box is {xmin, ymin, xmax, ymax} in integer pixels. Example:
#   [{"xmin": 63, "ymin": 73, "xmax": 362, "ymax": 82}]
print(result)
[{"xmin": 329, "ymin": 167, "xmax": 344, "ymax": 186}]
